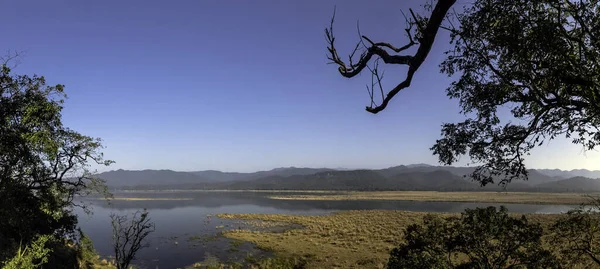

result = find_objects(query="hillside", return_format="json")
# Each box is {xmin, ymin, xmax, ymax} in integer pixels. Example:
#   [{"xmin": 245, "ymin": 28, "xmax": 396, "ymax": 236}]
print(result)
[
  {"xmin": 98, "ymin": 165, "xmax": 600, "ymax": 192},
  {"xmin": 389, "ymin": 170, "xmax": 477, "ymax": 191},
  {"xmin": 220, "ymin": 169, "xmax": 546, "ymax": 192},
  {"xmin": 98, "ymin": 169, "xmax": 209, "ymax": 188},
  {"xmin": 376, "ymin": 165, "xmax": 563, "ymax": 185},
  {"xmin": 191, "ymin": 167, "xmax": 335, "ymax": 182},
  {"xmin": 375, "ymin": 165, "xmax": 474, "ymax": 178},
  {"xmin": 225, "ymin": 170, "xmax": 391, "ymax": 191},
  {"xmin": 533, "ymin": 177, "xmax": 600, "ymax": 192},
  {"xmin": 535, "ymin": 169, "xmax": 600, "ymax": 179}
]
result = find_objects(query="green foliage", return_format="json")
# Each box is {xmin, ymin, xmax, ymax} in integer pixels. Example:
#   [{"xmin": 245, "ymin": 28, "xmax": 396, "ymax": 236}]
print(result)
[
  {"xmin": 326, "ymin": 0, "xmax": 599, "ymax": 185},
  {"xmin": 1, "ymin": 235, "xmax": 52, "ymax": 269},
  {"xmin": 433, "ymin": 0, "xmax": 600, "ymax": 185},
  {"xmin": 387, "ymin": 206, "xmax": 560, "ymax": 268},
  {"xmin": 550, "ymin": 197, "xmax": 600, "ymax": 267},
  {"xmin": 76, "ymin": 229, "xmax": 100, "ymax": 269},
  {"xmin": 0, "ymin": 60, "xmax": 113, "ymax": 265},
  {"xmin": 387, "ymin": 215, "xmax": 456, "ymax": 269},
  {"xmin": 188, "ymin": 254, "xmax": 304, "ymax": 269},
  {"xmin": 248, "ymin": 256, "xmax": 307, "ymax": 269}
]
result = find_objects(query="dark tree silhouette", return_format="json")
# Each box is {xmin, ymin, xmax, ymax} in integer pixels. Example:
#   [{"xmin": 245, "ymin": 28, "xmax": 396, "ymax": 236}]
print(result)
[
  {"xmin": 326, "ymin": 0, "xmax": 457, "ymax": 114},
  {"xmin": 551, "ymin": 196, "xmax": 600, "ymax": 267},
  {"xmin": 387, "ymin": 206, "xmax": 561, "ymax": 268},
  {"xmin": 111, "ymin": 209, "xmax": 155, "ymax": 269},
  {"xmin": 327, "ymin": 0, "xmax": 600, "ymax": 185}
]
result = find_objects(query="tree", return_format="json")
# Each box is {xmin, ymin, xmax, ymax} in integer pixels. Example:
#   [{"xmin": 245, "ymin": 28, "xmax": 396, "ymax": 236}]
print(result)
[
  {"xmin": 387, "ymin": 214, "xmax": 457, "ymax": 269},
  {"xmin": 0, "ymin": 55, "xmax": 113, "ymax": 266},
  {"xmin": 76, "ymin": 229, "xmax": 100, "ymax": 269},
  {"xmin": 326, "ymin": 0, "xmax": 600, "ymax": 185},
  {"xmin": 111, "ymin": 210, "xmax": 155, "ymax": 269},
  {"xmin": 1, "ymin": 235, "xmax": 52, "ymax": 269},
  {"xmin": 550, "ymin": 196, "xmax": 600, "ymax": 267},
  {"xmin": 326, "ymin": 0, "xmax": 457, "ymax": 114},
  {"xmin": 387, "ymin": 206, "xmax": 560, "ymax": 269}
]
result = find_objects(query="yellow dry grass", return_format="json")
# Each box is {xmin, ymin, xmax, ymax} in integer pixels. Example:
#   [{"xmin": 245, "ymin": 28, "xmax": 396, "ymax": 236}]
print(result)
[
  {"xmin": 94, "ymin": 197, "xmax": 193, "ymax": 201},
  {"xmin": 268, "ymin": 191, "xmax": 594, "ymax": 205},
  {"xmin": 217, "ymin": 210, "xmax": 564, "ymax": 269}
]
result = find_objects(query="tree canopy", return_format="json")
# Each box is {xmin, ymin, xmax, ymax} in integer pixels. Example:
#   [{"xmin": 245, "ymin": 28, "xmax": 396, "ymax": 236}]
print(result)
[
  {"xmin": 0, "ymin": 58, "xmax": 113, "ymax": 267},
  {"xmin": 326, "ymin": 0, "xmax": 600, "ymax": 185},
  {"xmin": 387, "ymin": 206, "xmax": 560, "ymax": 268},
  {"xmin": 550, "ymin": 197, "xmax": 600, "ymax": 267}
]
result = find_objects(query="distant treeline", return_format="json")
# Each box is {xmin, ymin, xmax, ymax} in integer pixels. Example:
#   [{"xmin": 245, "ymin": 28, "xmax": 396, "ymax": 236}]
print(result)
[{"xmin": 99, "ymin": 166, "xmax": 600, "ymax": 193}]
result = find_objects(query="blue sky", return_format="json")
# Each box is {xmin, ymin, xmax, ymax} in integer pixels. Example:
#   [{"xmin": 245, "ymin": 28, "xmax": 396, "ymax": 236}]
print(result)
[{"xmin": 3, "ymin": 0, "xmax": 598, "ymax": 172}]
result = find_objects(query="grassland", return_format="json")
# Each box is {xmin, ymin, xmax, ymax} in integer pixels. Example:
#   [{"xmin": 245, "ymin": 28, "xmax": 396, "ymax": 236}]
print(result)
[
  {"xmin": 217, "ymin": 210, "xmax": 566, "ymax": 269},
  {"xmin": 268, "ymin": 191, "xmax": 595, "ymax": 205},
  {"xmin": 93, "ymin": 197, "xmax": 194, "ymax": 201}
]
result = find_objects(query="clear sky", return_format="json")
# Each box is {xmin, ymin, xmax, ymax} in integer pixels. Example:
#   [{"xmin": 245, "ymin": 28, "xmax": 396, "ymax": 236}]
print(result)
[{"xmin": 3, "ymin": 0, "xmax": 599, "ymax": 172}]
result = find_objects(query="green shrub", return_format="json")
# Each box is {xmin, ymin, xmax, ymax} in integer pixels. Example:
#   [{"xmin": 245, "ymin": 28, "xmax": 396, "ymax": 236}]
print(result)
[
  {"xmin": 387, "ymin": 206, "xmax": 560, "ymax": 269},
  {"xmin": 2, "ymin": 235, "xmax": 52, "ymax": 269}
]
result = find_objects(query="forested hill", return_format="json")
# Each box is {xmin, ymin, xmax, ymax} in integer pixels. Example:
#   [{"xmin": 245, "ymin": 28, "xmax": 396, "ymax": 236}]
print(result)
[{"xmin": 97, "ymin": 165, "xmax": 600, "ymax": 193}]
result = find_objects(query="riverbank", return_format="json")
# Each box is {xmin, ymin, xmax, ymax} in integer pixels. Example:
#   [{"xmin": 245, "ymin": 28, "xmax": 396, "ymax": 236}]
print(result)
[
  {"xmin": 91, "ymin": 197, "xmax": 194, "ymax": 201},
  {"xmin": 101, "ymin": 190, "xmax": 596, "ymax": 205},
  {"xmin": 217, "ymin": 210, "xmax": 564, "ymax": 269},
  {"xmin": 268, "ymin": 191, "xmax": 595, "ymax": 205}
]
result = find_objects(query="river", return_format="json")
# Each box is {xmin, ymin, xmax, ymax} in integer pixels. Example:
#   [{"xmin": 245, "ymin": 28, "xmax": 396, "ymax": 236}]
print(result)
[{"xmin": 75, "ymin": 191, "xmax": 576, "ymax": 268}]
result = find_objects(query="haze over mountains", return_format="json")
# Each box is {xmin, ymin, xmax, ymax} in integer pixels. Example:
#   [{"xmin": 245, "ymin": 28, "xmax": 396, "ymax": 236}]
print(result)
[{"xmin": 97, "ymin": 165, "xmax": 600, "ymax": 193}]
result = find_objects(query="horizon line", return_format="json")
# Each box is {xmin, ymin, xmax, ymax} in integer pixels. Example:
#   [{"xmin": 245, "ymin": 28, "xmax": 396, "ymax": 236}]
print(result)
[{"xmin": 96, "ymin": 164, "xmax": 600, "ymax": 174}]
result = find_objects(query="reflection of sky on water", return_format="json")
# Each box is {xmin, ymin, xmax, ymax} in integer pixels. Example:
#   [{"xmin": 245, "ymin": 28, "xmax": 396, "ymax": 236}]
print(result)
[{"xmin": 76, "ymin": 191, "xmax": 577, "ymax": 268}]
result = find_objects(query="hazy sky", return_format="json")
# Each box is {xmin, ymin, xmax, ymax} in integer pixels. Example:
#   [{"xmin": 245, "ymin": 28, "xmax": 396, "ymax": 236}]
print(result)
[{"xmin": 3, "ymin": 0, "xmax": 599, "ymax": 172}]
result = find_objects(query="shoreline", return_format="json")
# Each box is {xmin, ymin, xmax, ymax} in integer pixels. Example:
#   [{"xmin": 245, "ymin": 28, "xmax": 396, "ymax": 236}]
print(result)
[
  {"xmin": 98, "ymin": 190, "xmax": 597, "ymax": 205},
  {"xmin": 216, "ymin": 210, "xmax": 565, "ymax": 268},
  {"xmin": 267, "ymin": 191, "xmax": 595, "ymax": 205}
]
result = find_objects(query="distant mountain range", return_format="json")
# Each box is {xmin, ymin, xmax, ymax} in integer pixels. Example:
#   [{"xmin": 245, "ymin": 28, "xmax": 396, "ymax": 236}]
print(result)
[
  {"xmin": 534, "ymin": 169, "xmax": 600, "ymax": 179},
  {"xmin": 96, "ymin": 165, "xmax": 600, "ymax": 193},
  {"xmin": 190, "ymin": 167, "xmax": 335, "ymax": 182}
]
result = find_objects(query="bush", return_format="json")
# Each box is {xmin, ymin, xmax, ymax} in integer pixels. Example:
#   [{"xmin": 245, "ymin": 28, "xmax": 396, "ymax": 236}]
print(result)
[
  {"xmin": 550, "ymin": 197, "xmax": 600, "ymax": 267},
  {"xmin": 387, "ymin": 206, "xmax": 560, "ymax": 269},
  {"xmin": 2, "ymin": 235, "xmax": 52, "ymax": 269}
]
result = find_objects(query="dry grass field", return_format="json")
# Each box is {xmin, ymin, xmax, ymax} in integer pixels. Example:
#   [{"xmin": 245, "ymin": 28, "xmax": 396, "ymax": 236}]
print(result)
[
  {"xmin": 268, "ymin": 191, "xmax": 595, "ymax": 205},
  {"xmin": 218, "ymin": 210, "xmax": 566, "ymax": 269}
]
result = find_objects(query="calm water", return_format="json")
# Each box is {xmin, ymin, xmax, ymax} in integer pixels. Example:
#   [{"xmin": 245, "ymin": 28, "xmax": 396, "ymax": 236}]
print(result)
[{"xmin": 76, "ymin": 191, "xmax": 576, "ymax": 269}]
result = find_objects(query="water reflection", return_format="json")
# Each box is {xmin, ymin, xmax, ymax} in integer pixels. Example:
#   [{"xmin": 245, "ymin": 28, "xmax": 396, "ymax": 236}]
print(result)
[{"xmin": 76, "ymin": 191, "xmax": 576, "ymax": 268}]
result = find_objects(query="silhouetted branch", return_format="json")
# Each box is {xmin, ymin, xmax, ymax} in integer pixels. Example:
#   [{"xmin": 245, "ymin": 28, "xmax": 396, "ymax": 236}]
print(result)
[
  {"xmin": 111, "ymin": 210, "xmax": 155, "ymax": 269},
  {"xmin": 326, "ymin": 0, "xmax": 457, "ymax": 114},
  {"xmin": 326, "ymin": 6, "xmax": 415, "ymax": 77},
  {"xmin": 1, "ymin": 51, "xmax": 25, "ymax": 68},
  {"xmin": 365, "ymin": 58, "xmax": 385, "ymax": 106}
]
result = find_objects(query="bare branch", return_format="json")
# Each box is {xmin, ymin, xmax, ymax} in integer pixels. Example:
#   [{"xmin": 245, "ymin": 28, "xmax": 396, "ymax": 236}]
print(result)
[
  {"xmin": 409, "ymin": 8, "xmax": 422, "ymax": 32},
  {"xmin": 326, "ymin": 0, "xmax": 457, "ymax": 114},
  {"xmin": 1, "ymin": 50, "xmax": 25, "ymax": 68},
  {"xmin": 111, "ymin": 210, "xmax": 155, "ymax": 269},
  {"xmin": 367, "ymin": 0, "xmax": 458, "ymax": 113},
  {"xmin": 365, "ymin": 58, "xmax": 386, "ymax": 107}
]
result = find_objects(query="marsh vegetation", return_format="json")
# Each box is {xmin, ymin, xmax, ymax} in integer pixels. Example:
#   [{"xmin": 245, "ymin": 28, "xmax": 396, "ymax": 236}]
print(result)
[
  {"xmin": 218, "ymin": 207, "xmax": 597, "ymax": 268},
  {"xmin": 268, "ymin": 191, "xmax": 594, "ymax": 205},
  {"xmin": 2, "ymin": 0, "xmax": 600, "ymax": 267}
]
